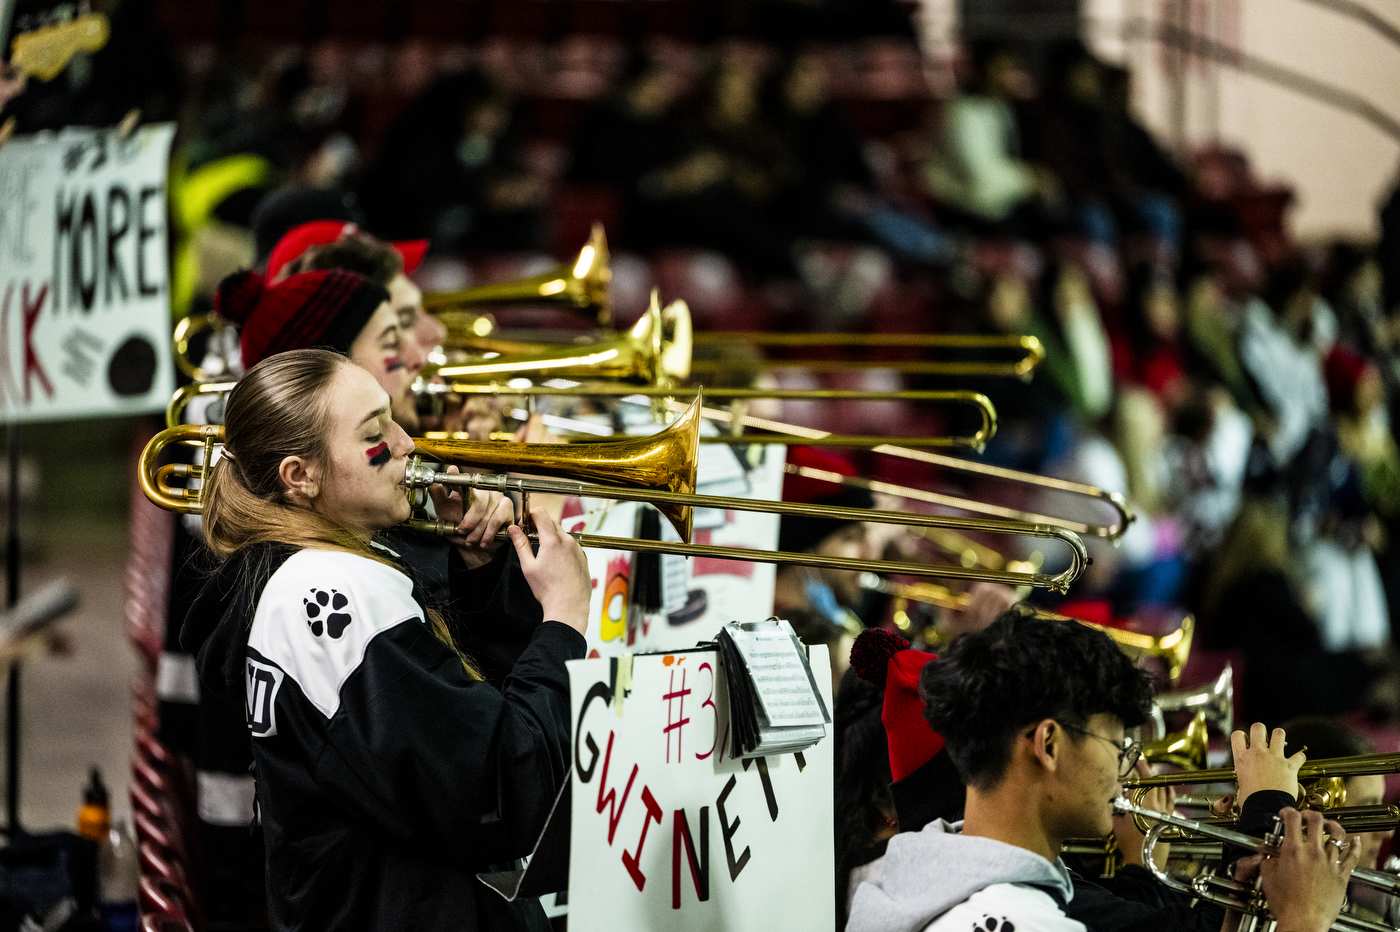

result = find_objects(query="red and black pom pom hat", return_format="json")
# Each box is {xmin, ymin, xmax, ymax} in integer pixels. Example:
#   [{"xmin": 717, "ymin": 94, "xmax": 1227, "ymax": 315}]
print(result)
[
  {"xmin": 851, "ymin": 628, "xmax": 967, "ymax": 830},
  {"xmin": 215, "ymin": 269, "xmax": 390, "ymax": 371}
]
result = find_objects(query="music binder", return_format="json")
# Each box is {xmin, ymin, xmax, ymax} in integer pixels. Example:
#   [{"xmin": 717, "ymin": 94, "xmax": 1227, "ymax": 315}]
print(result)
[{"xmin": 715, "ymin": 618, "xmax": 830, "ymax": 759}]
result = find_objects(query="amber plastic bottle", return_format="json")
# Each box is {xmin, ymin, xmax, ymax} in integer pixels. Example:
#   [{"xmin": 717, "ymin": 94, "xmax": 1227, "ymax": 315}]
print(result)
[{"xmin": 77, "ymin": 768, "xmax": 110, "ymax": 843}]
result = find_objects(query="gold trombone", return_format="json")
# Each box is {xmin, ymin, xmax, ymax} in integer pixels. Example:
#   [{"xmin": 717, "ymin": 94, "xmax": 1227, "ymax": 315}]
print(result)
[
  {"xmin": 690, "ymin": 332, "xmax": 1046, "ymax": 380},
  {"xmin": 429, "ymin": 384, "xmax": 1000, "ymax": 451},
  {"xmin": 423, "ymin": 223, "xmax": 612, "ymax": 327},
  {"xmin": 418, "ymin": 291, "xmax": 1000, "ymax": 451},
  {"xmin": 876, "ymin": 579, "xmax": 1194, "ymax": 685},
  {"xmin": 419, "ymin": 222, "xmax": 1043, "ymax": 382},
  {"xmin": 431, "ymin": 292, "xmax": 689, "ymax": 388},
  {"xmin": 438, "ymin": 400, "xmax": 1131, "ymax": 540},
  {"xmin": 1142, "ymin": 710, "xmax": 1210, "ymax": 771},
  {"xmin": 139, "ymin": 398, "xmax": 1091, "ymax": 592},
  {"xmin": 172, "ymin": 312, "xmax": 234, "ymax": 383},
  {"xmin": 166, "ymin": 379, "xmax": 237, "ymax": 430},
  {"xmin": 656, "ymin": 398, "xmax": 1132, "ymax": 539}
]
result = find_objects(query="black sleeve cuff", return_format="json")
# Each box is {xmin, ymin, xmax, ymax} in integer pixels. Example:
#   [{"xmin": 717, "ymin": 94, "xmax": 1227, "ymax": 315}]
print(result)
[
  {"xmin": 1239, "ymin": 790, "xmax": 1294, "ymax": 833},
  {"xmin": 1225, "ymin": 789, "xmax": 1295, "ymax": 869},
  {"xmin": 533, "ymin": 620, "xmax": 588, "ymax": 660}
]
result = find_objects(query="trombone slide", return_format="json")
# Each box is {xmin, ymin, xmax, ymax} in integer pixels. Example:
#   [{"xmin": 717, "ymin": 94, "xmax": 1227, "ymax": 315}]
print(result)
[
  {"xmin": 407, "ymin": 462, "xmax": 1090, "ymax": 592},
  {"xmin": 689, "ymin": 332, "xmax": 1046, "ymax": 380}
]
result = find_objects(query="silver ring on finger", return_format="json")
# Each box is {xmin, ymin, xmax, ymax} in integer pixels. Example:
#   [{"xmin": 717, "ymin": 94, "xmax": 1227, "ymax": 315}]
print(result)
[{"xmin": 1329, "ymin": 839, "xmax": 1348, "ymax": 855}]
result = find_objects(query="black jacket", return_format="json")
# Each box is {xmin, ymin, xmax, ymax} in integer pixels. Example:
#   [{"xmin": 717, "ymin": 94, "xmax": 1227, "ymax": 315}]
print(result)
[{"xmin": 181, "ymin": 542, "xmax": 585, "ymax": 932}]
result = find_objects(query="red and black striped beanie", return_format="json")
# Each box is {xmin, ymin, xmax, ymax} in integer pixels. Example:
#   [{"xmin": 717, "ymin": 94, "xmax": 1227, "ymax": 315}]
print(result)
[{"xmin": 215, "ymin": 269, "xmax": 390, "ymax": 370}]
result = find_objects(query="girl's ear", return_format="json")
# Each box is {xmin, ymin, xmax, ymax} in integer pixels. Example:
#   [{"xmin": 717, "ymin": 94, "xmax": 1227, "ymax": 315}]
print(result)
[{"xmin": 278, "ymin": 455, "xmax": 320, "ymax": 503}]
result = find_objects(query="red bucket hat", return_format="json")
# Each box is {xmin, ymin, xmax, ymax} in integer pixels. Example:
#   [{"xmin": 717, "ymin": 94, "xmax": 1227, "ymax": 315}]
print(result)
[{"xmin": 265, "ymin": 220, "xmax": 429, "ymax": 282}]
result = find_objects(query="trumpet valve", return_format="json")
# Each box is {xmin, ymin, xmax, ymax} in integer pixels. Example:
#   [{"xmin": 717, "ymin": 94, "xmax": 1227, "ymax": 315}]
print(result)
[{"xmin": 1299, "ymin": 776, "xmax": 1347, "ymax": 811}]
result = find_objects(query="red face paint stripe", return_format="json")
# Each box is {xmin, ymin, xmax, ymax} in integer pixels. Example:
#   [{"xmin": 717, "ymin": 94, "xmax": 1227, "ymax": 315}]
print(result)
[{"xmin": 366, "ymin": 442, "xmax": 390, "ymax": 466}]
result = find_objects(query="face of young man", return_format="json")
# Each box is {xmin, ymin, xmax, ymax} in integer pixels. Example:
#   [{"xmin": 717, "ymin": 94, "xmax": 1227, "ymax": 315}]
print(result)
[
  {"xmin": 1345, "ymin": 774, "xmax": 1390, "ymax": 868},
  {"xmin": 386, "ymin": 273, "xmax": 447, "ymax": 360},
  {"xmin": 1047, "ymin": 712, "xmax": 1129, "ymax": 842}
]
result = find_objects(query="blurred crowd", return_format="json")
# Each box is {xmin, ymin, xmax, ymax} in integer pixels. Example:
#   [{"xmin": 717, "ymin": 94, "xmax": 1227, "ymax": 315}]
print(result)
[{"xmin": 8, "ymin": 1, "xmax": 1400, "ymax": 734}]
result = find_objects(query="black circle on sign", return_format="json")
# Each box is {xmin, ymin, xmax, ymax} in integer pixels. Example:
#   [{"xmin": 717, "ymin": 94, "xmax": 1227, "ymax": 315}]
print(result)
[{"xmin": 108, "ymin": 336, "xmax": 157, "ymax": 396}]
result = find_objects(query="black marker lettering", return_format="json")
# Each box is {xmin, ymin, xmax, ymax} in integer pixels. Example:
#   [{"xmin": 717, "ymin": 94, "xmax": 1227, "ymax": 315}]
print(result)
[{"xmin": 105, "ymin": 186, "xmax": 130, "ymax": 304}]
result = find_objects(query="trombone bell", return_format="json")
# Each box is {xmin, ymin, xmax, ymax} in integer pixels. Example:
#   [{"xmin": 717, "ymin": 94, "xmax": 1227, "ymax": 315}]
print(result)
[
  {"xmin": 1084, "ymin": 615, "xmax": 1194, "ymax": 685},
  {"xmin": 1153, "ymin": 664, "xmax": 1233, "ymax": 739},
  {"xmin": 422, "ymin": 223, "xmax": 612, "ymax": 326},
  {"xmin": 1143, "ymin": 710, "xmax": 1210, "ymax": 771},
  {"xmin": 411, "ymin": 396, "xmax": 701, "ymax": 541},
  {"xmin": 432, "ymin": 292, "xmax": 690, "ymax": 388}
]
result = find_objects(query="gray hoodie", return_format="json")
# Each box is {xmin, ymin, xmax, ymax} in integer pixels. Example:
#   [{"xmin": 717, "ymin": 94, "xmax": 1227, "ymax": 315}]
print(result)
[{"xmin": 847, "ymin": 820, "xmax": 1084, "ymax": 932}]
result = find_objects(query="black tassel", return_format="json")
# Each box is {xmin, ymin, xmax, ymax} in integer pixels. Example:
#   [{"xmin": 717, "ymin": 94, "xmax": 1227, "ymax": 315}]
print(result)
[{"xmin": 630, "ymin": 508, "xmax": 664, "ymax": 614}]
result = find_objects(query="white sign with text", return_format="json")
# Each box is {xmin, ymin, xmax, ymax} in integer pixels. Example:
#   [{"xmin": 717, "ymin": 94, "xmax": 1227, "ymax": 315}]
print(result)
[
  {"xmin": 566, "ymin": 647, "xmax": 834, "ymax": 931},
  {"xmin": 0, "ymin": 123, "xmax": 174, "ymax": 422}
]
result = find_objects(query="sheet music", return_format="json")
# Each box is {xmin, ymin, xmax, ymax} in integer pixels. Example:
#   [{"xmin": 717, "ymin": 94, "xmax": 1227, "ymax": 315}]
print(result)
[{"xmin": 725, "ymin": 624, "xmax": 828, "ymax": 726}]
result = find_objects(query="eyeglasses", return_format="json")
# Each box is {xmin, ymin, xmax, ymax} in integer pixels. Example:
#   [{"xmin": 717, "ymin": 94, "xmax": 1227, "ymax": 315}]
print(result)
[{"xmin": 1058, "ymin": 724, "xmax": 1142, "ymax": 779}]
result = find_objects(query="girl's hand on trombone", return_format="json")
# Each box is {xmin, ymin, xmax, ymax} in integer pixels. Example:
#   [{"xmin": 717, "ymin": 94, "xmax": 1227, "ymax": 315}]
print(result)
[
  {"xmin": 430, "ymin": 465, "xmax": 517, "ymax": 570},
  {"xmin": 1233, "ymin": 723, "xmax": 1305, "ymax": 805},
  {"xmin": 510, "ymin": 505, "xmax": 591, "ymax": 635},
  {"xmin": 1259, "ymin": 809, "xmax": 1360, "ymax": 932}
]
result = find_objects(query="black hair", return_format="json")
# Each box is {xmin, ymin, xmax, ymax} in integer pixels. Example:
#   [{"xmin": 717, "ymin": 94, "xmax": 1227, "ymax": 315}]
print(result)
[
  {"xmin": 833, "ymin": 668, "xmax": 893, "ymax": 931},
  {"xmin": 919, "ymin": 604, "xmax": 1155, "ymax": 789}
]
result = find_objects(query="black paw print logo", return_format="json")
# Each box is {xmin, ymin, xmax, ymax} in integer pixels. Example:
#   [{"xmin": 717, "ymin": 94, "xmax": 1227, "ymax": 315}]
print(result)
[
  {"xmin": 303, "ymin": 589, "xmax": 352, "ymax": 639},
  {"xmin": 973, "ymin": 917, "xmax": 1013, "ymax": 932}
]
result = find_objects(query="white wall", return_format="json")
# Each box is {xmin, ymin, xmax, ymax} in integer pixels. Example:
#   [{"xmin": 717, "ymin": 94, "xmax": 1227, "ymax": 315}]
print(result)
[{"xmin": 1085, "ymin": 0, "xmax": 1400, "ymax": 240}]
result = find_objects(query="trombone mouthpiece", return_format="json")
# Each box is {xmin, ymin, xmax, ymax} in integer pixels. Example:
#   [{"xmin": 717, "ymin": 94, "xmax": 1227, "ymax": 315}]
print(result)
[
  {"xmin": 1111, "ymin": 797, "xmax": 1135, "ymax": 814},
  {"xmin": 404, "ymin": 456, "xmax": 437, "ymax": 490}
]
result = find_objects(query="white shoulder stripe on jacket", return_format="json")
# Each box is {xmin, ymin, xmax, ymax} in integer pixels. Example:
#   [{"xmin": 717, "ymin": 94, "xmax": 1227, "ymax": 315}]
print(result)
[{"xmin": 247, "ymin": 549, "xmax": 423, "ymax": 722}]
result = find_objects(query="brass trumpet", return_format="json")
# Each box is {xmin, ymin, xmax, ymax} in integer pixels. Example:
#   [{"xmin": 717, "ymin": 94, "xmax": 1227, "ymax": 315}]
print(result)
[
  {"xmin": 423, "ymin": 223, "xmax": 612, "ymax": 326},
  {"xmin": 1123, "ymin": 751, "xmax": 1400, "ymax": 837},
  {"xmin": 1116, "ymin": 797, "xmax": 1399, "ymax": 932},
  {"xmin": 139, "ymin": 398, "xmax": 1091, "ymax": 592},
  {"xmin": 1062, "ymin": 805, "xmax": 1400, "ymax": 879},
  {"xmin": 1127, "ymin": 752, "xmax": 1400, "ymax": 798},
  {"xmin": 690, "ymin": 332, "xmax": 1046, "ymax": 380}
]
